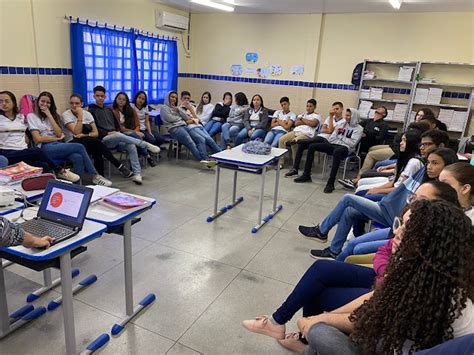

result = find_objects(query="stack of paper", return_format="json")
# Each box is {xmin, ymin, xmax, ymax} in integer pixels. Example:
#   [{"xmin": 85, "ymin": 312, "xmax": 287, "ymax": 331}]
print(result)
[
  {"xmin": 393, "ymin": 104, "xmax": 408, "ymax": 122},
  {"xmin": 358, "ymin": 100, "xmax": 373, "ymax": 118},
  {"xmin": 369, "ymin": 87, "xmax": 383, "ymax": 100},
  {"xmin": 427, "ymin": 88, "xmax": 443, "ymax": 105},
  {"xmin": 414, "ymin": 88, "xmax": 429, "ymax": 104},
  {"xmin": 409, "ymin": 111, "xmax": 417, "ymax": 122},
  {"xmin": 360, "ymin": 89, "xmax": 370, "ymax": 99},
  {"xmin": 385, "ymin": 110, "xmax": 394, "ymax": 121},
  {"xmin": 437, "ymin": 109, "xmax": 455, "ymax": 127},
  {"xmin": 419, "ymin": 78, "xmax": 435, "ymax": 84},
  {"xmin": 363, "ymin": 71, "xmax": 375, "ymax": 79},
  {"xmin": 398, "ymin": 66, "xmax": 415, "ymax": 81},
  {"xmin": 450, "ymin": 111, "xmax": 467, "ymax": 132}
]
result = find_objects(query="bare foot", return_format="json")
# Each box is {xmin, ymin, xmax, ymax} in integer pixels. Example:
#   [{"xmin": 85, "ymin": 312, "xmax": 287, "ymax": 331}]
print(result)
[{"xmin": 277, "ymin": 332, "xmax": 306, "ymax": 353}]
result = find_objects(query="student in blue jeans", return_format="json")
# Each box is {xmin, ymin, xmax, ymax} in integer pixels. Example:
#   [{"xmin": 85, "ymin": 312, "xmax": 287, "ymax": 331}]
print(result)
[
  {"xmin": 220, "ymin": 92, "xmax": 248, "ymax": 148},
  {"xmin": 235, "ymin": 94, "xmax": 269, "ymax": 145},
  {"xmin": 205, "ymin": 92, "xmax": 232, "ymax": 138},
  {"xmin": 0, "ymin": 156, "xmax": 7, "ymax": 168}
]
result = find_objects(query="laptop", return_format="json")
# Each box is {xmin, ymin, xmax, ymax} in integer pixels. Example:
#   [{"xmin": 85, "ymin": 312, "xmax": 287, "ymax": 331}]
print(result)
[{"xmin": 21, "ymin": 180, "xmax": 93, "ymax": 246}]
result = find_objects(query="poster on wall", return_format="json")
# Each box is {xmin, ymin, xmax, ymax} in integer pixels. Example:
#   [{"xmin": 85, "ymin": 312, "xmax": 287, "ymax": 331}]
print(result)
[
  {"xmin": 245, "ymin": 52, "xmax": 259, "ymax": 63},
  {"xmin": 271, "ymin": 65, "xmax": 283, "ymax": 76},
  {"xmin": 231, "ymin": 64, "xmax": 243, "ymax": 76},
  {"xmin": 246, "ymin": 66, "xmax": 256, "ymax": 75},
  {"xmin": 290, "ymin": 65, "xmax": 304, "ymax": 75},
  {"xmin": 256, "ymin": 67, "xmax": 271, "ymax": 79}
]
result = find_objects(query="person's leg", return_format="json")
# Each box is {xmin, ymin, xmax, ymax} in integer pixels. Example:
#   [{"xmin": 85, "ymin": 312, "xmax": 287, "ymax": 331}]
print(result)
[
  {"xmin": 67, "ymin": 142, "xmax": 99, "ymax": 176},
  {"xmin": 0, "ymin": 155, "xmax": 7, "ymax": 168},
  {"xmin": 353, "ymin": 239, "xmax": 389, "ymax": 256},
  {"xmin": 335, "ymin": 228, "xmax": 391, "ymax": 261},
  {"xmin": 278, "ymin": 131, "xmax": 295, "ymax": 149},
  {"xmin": 359, "ymin": 146, "xmax": 394, "ymax": 177},
  {"xmin": 228, "ymin": 125, "xmax": 241, "ymax": 143},
  {"xmin": 208, "ymin": 122, "xmax": 222, "ymax": 138},
  {"xmin": 141, "ymin": 130, "xmax": 156, "ymax": 145},
  {"xmin": 356, "ymin": 177, "xmax": 390, "ymax": 190},
  {"xmin": 2, "ymin": 148, "xmax": 62, "ymax": 173},
  {"xmin": 188, "ymin": 128, "xmax": 208, "ymax": 159},
  {"xmin": 119, "ymin": 143, "xmax": 141, "ymax": 175},
  {"xmin": 327, "ymin": 145, "xmax": 349, "ymax": 185},
  {"xmin": 271, "ymin": 260, "xmax": 375, "ymax": 325},
  {"xmin": 150, "ymin": 127, "xmax": 166, "ymax": 146},
  {"xmin": 235, "ymin": 128, "xmax": 248, "ymax": 145},
  {"xmin": 73, "ymin": 137, "xmax": 105, "ymax": 175},
  {"xmin": 169, "ymin": 127, "xmax": 204, "ymax": 160},
  {"xmin": 251, "ymin": 128, "xmax": 266, "ymax": 140},
  {"xmin": 264, "ymin": 130, "xmax": 275, "ymax": 145},
  {"xmin": 41, "ymin": 142, "xmax": 88, "ymax": 175},
  {"xmin": 373, "ymin": 158, "xmax": 397, "ymax": 169},
  {"xmin": 124, "ymin": 132, "xmax": 147, "ymax": 156},
  {"xmin": 204, "ymin": 120, "xmax": 215, "ymax": 133},
  {"xmin": 272, "ymin": 131, "xmax": 285, "ymax": 147},
  {"xmin": 220, "ymin": 122, "xmax": 231, "ymax": 147},
  {"xmin": 302, "ymin": 142, "xmax": 334, "ymax": 177},
  {"xmin": 304, "ymin": 323, "xmax": 361, "ymax": 355},
  {"xmin": 292, "ymin": 140, "xmax": 311, "ymax": 170},
  {"xmin": 195, "ymin": 126, "xmax": 222, "ymax": 153},
  {"xmin": 292, "ymin": 134, "xmax": 311, "ymax": 160}
]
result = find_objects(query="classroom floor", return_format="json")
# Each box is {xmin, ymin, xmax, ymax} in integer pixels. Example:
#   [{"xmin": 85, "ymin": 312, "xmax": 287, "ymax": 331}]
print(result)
[{"xmin": 0, "ymin": 155, "xmax": 349, "ymax": 355}]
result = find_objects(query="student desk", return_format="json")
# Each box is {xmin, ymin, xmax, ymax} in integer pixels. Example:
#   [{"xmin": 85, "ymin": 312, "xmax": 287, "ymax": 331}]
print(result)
[
  {"xmin": 85, "ymin": 192, "xmax": 156, "ymax": 337},
  {"xmin": 0, "ymin": 202, "xmax": 23, "ymax": 216},
  {"xmin": 207, "ymin": 145, "xmax": 287, "ymax": 233},
  {"xmin": 0, "ymin": 210, "xmax": 107, "ymax": 355}
]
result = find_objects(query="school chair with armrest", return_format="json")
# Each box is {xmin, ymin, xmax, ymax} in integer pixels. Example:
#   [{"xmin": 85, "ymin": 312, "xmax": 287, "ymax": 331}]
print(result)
[{"xmin": 344, "ymin": 253, "xmax": 375, "ymax": 269}]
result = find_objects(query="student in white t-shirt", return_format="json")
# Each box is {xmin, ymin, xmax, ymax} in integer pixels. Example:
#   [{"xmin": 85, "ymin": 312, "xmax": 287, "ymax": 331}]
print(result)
[
  {"xmin": 0, "ymin": 90, "xmax": 79, "ymax": 182},
  {"xmin": 131, "ymin": 91, "xmax": 165, "ymax": 147},
  {"xmin": 28, "ymin": 91, "xmax": 112, "ymax": 186},
  {"xmin": 263, "ymin": 97, "xmax": 296, "ymax": 147},
  {"xmin": 62, "ymin": 93, "xmax": 132, "ymax": 178},
  {"xmin": 278, "ymin": 98, "xmax": 320, "ymax": 161},
  {"xmin": 195, "ymin": 91, "xmax": 215, "ymax": 126}
]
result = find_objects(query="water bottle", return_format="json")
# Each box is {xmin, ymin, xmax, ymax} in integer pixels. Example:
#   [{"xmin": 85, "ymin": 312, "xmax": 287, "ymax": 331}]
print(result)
[{"xmin": 470, "ymin": 151, "xmax": 474, "ymax": 166}]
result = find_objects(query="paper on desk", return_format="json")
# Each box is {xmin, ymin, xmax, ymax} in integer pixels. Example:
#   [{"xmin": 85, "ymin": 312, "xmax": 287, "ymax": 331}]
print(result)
[{"xmin": 88, "ymin": 185, "xmax": 120, "ymax": 203}]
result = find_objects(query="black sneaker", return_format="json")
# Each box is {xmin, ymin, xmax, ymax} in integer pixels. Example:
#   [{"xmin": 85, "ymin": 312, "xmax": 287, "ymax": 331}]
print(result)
[
  {"xmin": 337, "ymin": 178, "xmax": 355, "ymax": 190},
  {"xmin": 298, "ymin": 224, "xmax": 328, "ymax": 242},
  {"xmin": 118, "ymin": 164, "xmax": 133, "ymax": 178},
  {"xmin": 285, "ymin": 169, "xmax": 298, "ymax": 178},
  {"xmin": 147, "ymin": 157, "xmax": 157, "ymax": 167},
  {"xmin": 310, "ymin": 247, "xmax": 338, "ymax": 259},
  {"xmin": 294, "ymin": 174, "xmax": 312, "ymax": 183},
  {"xmin": 323, "ymin": 183, "xmax": 335, "ymax": 193}
]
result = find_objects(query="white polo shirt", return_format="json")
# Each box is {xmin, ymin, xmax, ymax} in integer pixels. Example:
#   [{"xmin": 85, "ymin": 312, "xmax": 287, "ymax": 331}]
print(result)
[
  {"xmin": 131, "ymin": 103, "xmax": 149, "ymax": 130},
  {"xmin": 27, "ymin": 113, "xmax": 57, "ymax": 147},
  {"xmin": 293, "ymin": 112, "xmax": 321, "ymax": 138},
  {"xmin": 272, "ymin": 110, "xmax": 296, "ymax": 132},
  {"xmin": 0, "ymin": 113, "xmax": 28, "ymax": 150},
  {"xmin": 61, "ymin": 109, "xmax": 95, "ymax": 142}
]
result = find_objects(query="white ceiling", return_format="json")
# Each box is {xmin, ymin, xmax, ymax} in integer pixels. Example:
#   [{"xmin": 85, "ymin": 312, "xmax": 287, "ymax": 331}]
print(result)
[{"xmin": 154, "ymin": 0, "xmax": 474, "ymax": 14}]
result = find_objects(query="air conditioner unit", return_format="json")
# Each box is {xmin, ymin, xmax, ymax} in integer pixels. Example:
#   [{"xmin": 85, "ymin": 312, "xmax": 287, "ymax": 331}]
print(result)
[{"xmin": 155, "ymin": 11, "xmax": 189, "ymax": 32}]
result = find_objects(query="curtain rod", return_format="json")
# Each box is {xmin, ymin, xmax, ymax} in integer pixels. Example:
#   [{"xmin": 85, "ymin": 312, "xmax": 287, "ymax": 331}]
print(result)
[{"xmin": 64, "ymin": 15, "xmax": 178, "ymax": 41}]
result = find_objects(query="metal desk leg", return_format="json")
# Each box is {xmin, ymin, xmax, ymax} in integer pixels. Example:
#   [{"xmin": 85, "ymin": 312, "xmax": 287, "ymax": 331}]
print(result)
[
  {"xmin": 226, "ymin": 170, "xmax": 244, "ymax": 210},
  {"xmin": 251, "ymin": 166, "xmax": 267, "ymax": 233},
  {"xmin": 1, "ymin": 260, "xmax": 12, "ymax": 268},
  {"xmin": 26, "ymin": 267, "xmax": 80, "ymax": 303},
  {"xmin": 111, "ymin": 219, "xmax": 155, "ymax": 336},
  {"xmin": 0, "ymin": 258, "xmax": 10, "ymax": 336},
  {"xmin": 60, "ymin": 252, "xmax": 76, "ymax": 355},
  {"xmin": 272, "ymin": 159, "xmax": 283, "ymax": 214}
]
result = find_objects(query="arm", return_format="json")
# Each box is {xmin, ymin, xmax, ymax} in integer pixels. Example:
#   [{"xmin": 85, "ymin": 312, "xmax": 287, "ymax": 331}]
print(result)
[
  {"xmin": 30, "ymin": 130, "xmax": 64, "ymax": 144},
  {"xmin": 374, "ymin": 122, "xmax": 388, "ymax": 144},
  {"xmin": 270, "ymin": 118, "xmax": 280, "ymax": 128},
  {"xmin": 301, "ymin": 117, "xmax": 319, "ymax": 127},
  {"xmin": 243, "ymin": 110, "xmax": 251, "ymax": 130},
  {"xmin": 366, "ymin": 180, "xmax": 395, "ymax": 195},
  {"xmin": 280, "ymin": 118, "xmax": 294, "ymax": 131},
  {"xmin": 86, "ymin": 122, "xmax": 99, "ymax": 138},
  {"xmin": 145, "ymin": 113, "xmax": 152, "ymax": 134},
  {"xmin": 254, "ymin": 109, "xmax": 269, "ymax": 129},
  {"xmin": 0, "ymin": 217, "xmax": 53, "ymax": 248}
]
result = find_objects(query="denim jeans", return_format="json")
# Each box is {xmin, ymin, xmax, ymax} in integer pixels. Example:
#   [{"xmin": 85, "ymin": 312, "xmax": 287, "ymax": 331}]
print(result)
[
  {"xmin": 0, "ymin": 155, "xmax": 8, "ymax": 168},
  {"xmin": 102, "ymin": 132, "xmax": 143, "ymax": 175},
  {"xmin": 123, "ymin": 132, "xmax": 147, "ymax": 156},
  {"xmin": 235, "ymin": 128, "xmax": 266, "ymax": 145},
  {"xmin": 319, "ymin": 194, "xmax": 389, "ymax": 254},
  {"xmin": 355, "ymin": 190, "xmax": 385, "ymax": 201},
  {"xmin": 220, "ymin": 123, "xmax": 241, "ymax": 147},
  {"xmin": 264, "ymin": 129, "xmax": 286, "ymax": 147},
  {"xmin": 374, "ymin": 158, "xmax": 397, "ymax": 169},
  {"xmin": 204, "ymin": 120, "xmax": 222, "ymax": 138},
  {"xmin": 336, "ymin": 228, "xmax": 391, "ymax": 262},
  {"xmin": 187, "ymin": 127, "xmax": 210, "ymax": 160},
  {"xmin": 190, "ymin": 126, "xmax": 222, "ymax": 154},
  {"xmin": 169, "ymin": 126, "xmax": 205, "ymax": 160},
  {"xmin": 0, "ymin": 147, "xmax": 61, "ymax": 173},
  {"xmin": 303, "ymin": 323, "xmax": 361, "ymax": 355},
  {"xmin": 42, "ymin": 142, "xmax": 98, "ymax": 176},
  {"xmin": 141, "ymin": 128, "xmax": 166, "ymax": 146},
  {"xmin": 272, "ymin": 260, "xmax": 374, "ymax": 325}
]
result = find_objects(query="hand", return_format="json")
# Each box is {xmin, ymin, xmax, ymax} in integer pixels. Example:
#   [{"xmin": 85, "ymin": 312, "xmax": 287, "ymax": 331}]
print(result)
[
  {"xmin": 23, "ymin": 232, "xmax": 55, "ymax": 249},
  {"xmin": 72, "ymin": 106, "xmax": 83, "ymax": 117},
  {"xmin": 107, "ymin": 131, "xmax": 118, "ymax": 136},
  {"xmin": 297, "ymin": 314, "xmax": 326, "ymax": 338},
  {"xmin": 193, "ymin": 118, "xmax": 200, "ymax": 125},
  {"xmin": 248, "ymin": 129, "xmax": 253, "ymax": 137},
  {"xmin": 56, "ymin": 133, "xmax": 65, "ymax": 141},
  {"xmin": 376, "ymin": 166, "xmax": 387, "ymax": 172},
  {"xmin": 329, "ymin": 108, "xmax": 335, "ymax": 117},
  {"xmin": 136, "ymin": 131, "xmax": 145, "ymax": 138},
  {"xmin": 74, "ymin": 133, "xmax": 85, "ymax": 139},
  {"xmin": 41, "ymin": 106, "xmax": 52, "ymax": 118},
  {"xmin": 366, "ymin": 188, "xmax": 379, "ymax": 195},
  {"xmin": 171, "ymin": 107, "xmax": 179, "ymax": 113}
]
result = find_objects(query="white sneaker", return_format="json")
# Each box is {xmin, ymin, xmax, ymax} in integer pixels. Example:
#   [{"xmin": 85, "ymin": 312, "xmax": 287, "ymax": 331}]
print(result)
[
  {"xmin": 144, "ymin": 142, "xmax": 160, "ymax": 154},
  {"xmin": 57, "ymin": 169, "xmax": 80, "ymax": 183},
  {"xmin": 132, "ymin": 174, "xmax": 143, "ymax": 185},
  {"xmin": 200, "ymin": 160, "xmax": 217, "ymax": 168},
  {"xmin": 92, "ymin": 174, "xmax": 112, "ymax": 187}
]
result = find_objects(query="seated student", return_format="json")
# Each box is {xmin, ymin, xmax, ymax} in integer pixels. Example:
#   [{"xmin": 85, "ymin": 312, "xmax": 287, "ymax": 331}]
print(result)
[
  {"xmin": 205, "ymin": 92, "xmax": 232, "ymax": 138},
  {"xmin": 0, "ymin": 90, "xmax": 79, "ymax": 182},
  {"xmin": 303, "ymin": 146, "xmax": 458, "ymax": 259},
  {"xmin": 220, "ymin": 92, "xmax": 249, "ymax": 148},
  {"xmin": 113, "ymin": 92, "xmax": 158, "ymax": 167},
  {"xmin": 160, "ymin": 91, "xmax": 207, "ymax": 161},
  {"xmin": 263, "ymin": 97, "xmax": 296, "ymax": 147},
  {"xmin": 0, "ymin": 216, "xmax": 54, "ymax": 248},
  {"xmin": 179, "ymin": 91, "xmax": 222, "ymax": 159},
  {"xmin": 297, "ymin": 200, "xmax": 473, "ymax": 355},
  {"xmin": 415, "ymin": 107, "xmax": 448, "ymax": 131},
  {"xmin": 235, "ymin": 94, "xmax": 269, "ymax": 145},
  {"xmin": 414, "ymin": 107, "xmax": 435, "ymax": 122},
  {"xmin": 88, "ymin": 86, "xmax": 159, "ymax": 184},
  {"xmin": 294, "ymin": 108, "xmax": 363, "ymax": 194},
  {"xmin": 0, "ymin": 155, "xmax": 7, "ymax": 168},
  {"xmin": 28, "ymin": 91, "xmax": 112, "ymax": 186},
  {"xmin": 131, "ymin": 91, "xmax": 166, "ymax": 148},
  {"xmin": 279, "ymin": 99, "xmax": 320, "ymax": 163},
  {"xmin": 195, "ymin": 91, "xmax": 215, "ymax": 126},
  {"xmin": 285, "ymin": 101, "xmax": 344, "ymax": 178},
  {"xmin": 358, "ymin": 106, "xmax": 389, "ymax": 154},
  {"xmin": 242, "ymin": 185, "xmax": 459, "ymax": 351},
  {"xmin": 62, "ymin": 94, "xmax": 133, "ymax": 178}
]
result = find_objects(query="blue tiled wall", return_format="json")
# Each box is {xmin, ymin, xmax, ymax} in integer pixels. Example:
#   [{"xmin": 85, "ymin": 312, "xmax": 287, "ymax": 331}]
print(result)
[{"xmin": 1, "ymin": 66, "xmax": 73, "ymax": 75}]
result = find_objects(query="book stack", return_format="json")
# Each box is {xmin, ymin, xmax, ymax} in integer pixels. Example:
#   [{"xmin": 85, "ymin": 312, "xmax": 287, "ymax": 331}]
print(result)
[
  {"xmin": 393, "ymin": 104, "xmax": 408, "ymax": 122},
  {"xmin": 369, "ymin": 87, "xmax": 383, "ymax": 100},
  {"xmin": 438, "ymin": 109, "xmax": 455, "ymax": 127},
  {"xmin": 427, "ymin": 88, "xmax": 443, "ymax": 105},
  {"xmin": 360, "ymin": 89, "xmax": 370, "ymax": 99},
  {"xmin": 414, "ymin": 88, "xmax": 429, "ymax": 104},
  {"xmin": 99, "ymin": 193, "xmax": 148, "ymax": 212},
  {"xmin": 398, "ymin": 66, "xmax": 415, "ymax": 81},
  {"xmin": 450, "ymin": 111, "xmax": 467, "ymax": 132},
  {"xmin": 358, "ymin": 100, "xmax": 373, "ymax": 119},
  {"xmin": 0, "ymin": 162, "xmax": 43, "ymax": 184},
  {"xmin": 385, "ymin": 110, "xmax": 394, "ymax": 121}
]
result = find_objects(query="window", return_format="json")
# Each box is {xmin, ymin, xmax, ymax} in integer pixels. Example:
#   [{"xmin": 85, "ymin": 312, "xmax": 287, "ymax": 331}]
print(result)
[{"xmin": 70, "ymin": 23, "xmax": 177, "ymax": 105}]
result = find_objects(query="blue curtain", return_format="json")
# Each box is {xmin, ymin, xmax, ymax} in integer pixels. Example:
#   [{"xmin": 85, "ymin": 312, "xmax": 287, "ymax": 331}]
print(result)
[{"xmin": 70, "ymin": 23, "xmax": 177, "ymax": 105}]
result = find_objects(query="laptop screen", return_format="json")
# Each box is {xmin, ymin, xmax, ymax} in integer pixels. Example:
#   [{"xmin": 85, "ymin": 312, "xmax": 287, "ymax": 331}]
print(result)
[{"xmin": 38, "ymin": 181, "xmax": 93, "ymax": 229}]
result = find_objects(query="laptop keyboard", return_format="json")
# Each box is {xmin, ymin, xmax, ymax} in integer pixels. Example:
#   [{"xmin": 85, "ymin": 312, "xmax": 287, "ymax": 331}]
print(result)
[{"xmin": 22, "ymin": 220, "xmax": 75, "ymax": 245}]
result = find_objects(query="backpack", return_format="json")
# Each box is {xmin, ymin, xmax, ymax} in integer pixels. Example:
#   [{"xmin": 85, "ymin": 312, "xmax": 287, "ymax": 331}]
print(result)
[{"xmin": 19, "ymin": 94, "xmax": 36, "ymax": 123}]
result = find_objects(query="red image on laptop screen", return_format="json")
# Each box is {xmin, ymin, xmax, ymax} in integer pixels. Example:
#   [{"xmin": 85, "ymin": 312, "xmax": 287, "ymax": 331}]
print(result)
[
  {"xmin": 50, "ymin": 192, "xmax": 63, "ymax": 208},
  {"xmin": 45, "ymin": 187, "xmax": 84, "ymax": 218}
]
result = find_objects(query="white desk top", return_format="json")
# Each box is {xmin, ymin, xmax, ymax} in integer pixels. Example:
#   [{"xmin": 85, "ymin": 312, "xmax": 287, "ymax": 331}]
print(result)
[
  {"xmin": 12, "ymin": 183, "xmax": 44, "ymax": 202},
  {"xmin": 211, "ymin": 145, "xmax": 287, "ymax": 167},
  {"xmin": 0, "ymin": 201, "xmax": 23, "ymax": 216},
  {"xmin": 86, "ymin": 192, "xmax": 156, "ymax": 226},
  {"xmin": 0, "ymin": 209, "xmax": 107, "ymax": 261}
]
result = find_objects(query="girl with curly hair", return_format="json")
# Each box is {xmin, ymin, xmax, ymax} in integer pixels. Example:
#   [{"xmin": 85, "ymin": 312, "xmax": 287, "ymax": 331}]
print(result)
[{"xmin": 297, "ymin": 199, "xmax": 473, "ymax": 355}]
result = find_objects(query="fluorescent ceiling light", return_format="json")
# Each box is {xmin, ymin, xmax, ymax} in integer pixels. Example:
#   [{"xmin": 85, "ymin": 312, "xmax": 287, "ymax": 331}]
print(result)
[
  {"xmin": 389, "ymin": 0, "xmax": 403, "ymax": 9},
  {"xmin": 191, "ymin": 0, "xmax": 235, "ymax": 12}
]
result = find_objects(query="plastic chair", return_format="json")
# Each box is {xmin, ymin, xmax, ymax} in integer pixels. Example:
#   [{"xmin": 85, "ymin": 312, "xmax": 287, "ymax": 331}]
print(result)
[{"xmin": 321, "ymin": 143, "xmax": 362, "ymax": 180}]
